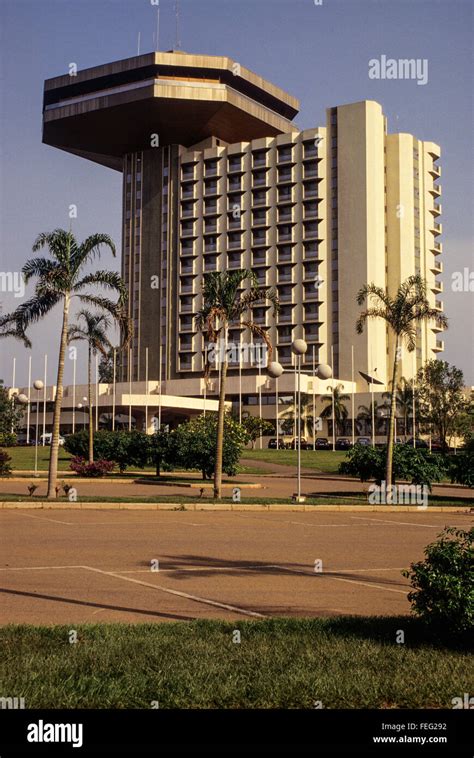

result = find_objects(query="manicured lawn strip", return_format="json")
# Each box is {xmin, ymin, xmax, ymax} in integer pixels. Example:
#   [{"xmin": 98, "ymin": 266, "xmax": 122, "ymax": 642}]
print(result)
[
  {"xmin": 0, "ymin": 493, "xmax": 471, "ymax": 506},
  {"xmin": 4, "ymin": 448, "xmax": 267, "ymax": 476},
  {"xmin": 242, "ymin": 449, "xmax": 347, "ymax": 473},
  {"xmin": 0, "ymin": 618, "xmax": 469, "ymax": 709}
]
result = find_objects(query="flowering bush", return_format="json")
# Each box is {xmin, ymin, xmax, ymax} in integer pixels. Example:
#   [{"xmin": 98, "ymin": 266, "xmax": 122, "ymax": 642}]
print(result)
[{"xmin": 69, "ymin": 456, "xmax": 114, "ymax": 478}]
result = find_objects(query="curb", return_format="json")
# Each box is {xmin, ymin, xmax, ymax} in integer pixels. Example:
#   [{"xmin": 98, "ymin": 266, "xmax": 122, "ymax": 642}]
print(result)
[{"xmin": 0, "ymin": 502, "xmax": 470, "ymax": 513}]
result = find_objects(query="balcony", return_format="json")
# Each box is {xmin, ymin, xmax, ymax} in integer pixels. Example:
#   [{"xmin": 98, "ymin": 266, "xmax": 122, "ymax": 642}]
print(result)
[
  {"xmin": 252, "ymin": 253, "xmax": 267, "ymax": 266},
  {"xmin": 228, "ymin": 160, "xmax": 242, "ymax": 173},
  {"xmin": 228, "ymin": 238, "xmax": 243, "ymax": 250},
  {"xmin": 180, "ymin": 226, "xmax": 194, "ymax": 238},
  {"xmin": 179, "ymin": 321, "xmax": 194, "ymax": 333},
  {"xmin": 203, "ymin": 204, "xmax": 218, "ymax": 216},
  {"xmin": 204, "ymin": 243, "xmax": 218, "ymax": 254},
  {"xmin": 430, "ymin": 260, "xmax": 443, "ymax": 274},
  {"xmin": 277, "ymin": 250, "xmax": 292, "ymax": 263},
  {"xmin": 277, "ymin": 150, "xmax": 293, "ymax": 164},
  {"xmin": 181, "ymin": 244, "xmax": 194, "ymax": 256},
  {"xmin": 430, "ymin": 202, "xmax": 442, "ymax": 216},
  {"xmin": 277, "ymin": 332, "xmax": 292, "ymax": 344},
  {"xmin": 181, "ymin": 168, "xmax": 195, "ymax": 182},
  {"xmin": 435, "ymin": 300, "xmax": 443, "ymax": 311},
  {"xmin": 277, "ymin": 288, "xmax": 293, "ymax": 302},
  {"xmin": 433, "ymin": 222, "xmax": 442, "ymax": 235},
  {"xmin": 277, "ymin": 271, "xmax": 293, "ymax": 283},
  {"xmin": 204, "ymin": 183, "xmax": 219, "ymax": 197},
  {"xmin": 252, "ymin": 235, "xmax": 267, "ymax": 247},
  {"xmin": 181, "ymin": 206, "xmax": 196, "ymax": 219},
  {"xmin": 278, "ymin": 310, "xmax": 294, "ymax": 323},
  {"xmin": 204, "ymin": 163, "xmax": 219, "ymax": 177},
  {"xmin": 253, "ymin": 173, "xmax": 268, "ymax": 187},
  {"xmin": 432, "ymin": 280, "xmax": 443, "ymax": 294},
  {"xmin": 180, "ymin": 301, "xmax": 194, "ymax": 313},
  {"xmin": 430, "ymin": 183, "xmax": 441, "ymax": 197},
  {"xmin": 252, "ymin": 194, "xmax": 268, "ymax": 207},
  {"xmin": 304, "ymin": 166, "xmax": 318, "ymax": 179},
  {"xmin": 277, "ymin": 171, "xmax": 293, "ymax": 184},
  {"xmin": 429, "ymin": 164, "xmax": 441, "ymax": 179},
  {"xmin": 253, "ymin": 154, "xmax": 266, "ymax": 168},
  {"xmin": 228, "ymin": 179, "xmax": 242, "ymax": 192},
  {"xmin": 181, "ymin": 187, "xmax": 195, "ymax": 199},
  {"xmin": 431, "ymin": 240, "xmax": 443, "ymax": 255},
  {"xmin": 180, "ymin": 283, "xmax": 194, "ymax": 294},
  {"xmin": 304, "ymin": 309, "xmax": 320, "ymax": 321},
  {"xmin": 180, "ymin": 263, "xmax": 194, "ymax": 275},
  {"xmin": 204, "ymin": 223, "xmax": 218, "ymax": 234},
  {"xmin": 433, "ymin": 340, "xmax": 445, "ymax": 352}
]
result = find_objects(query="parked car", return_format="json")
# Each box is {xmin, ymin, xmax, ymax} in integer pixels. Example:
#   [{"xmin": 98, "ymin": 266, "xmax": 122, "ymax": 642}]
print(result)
[
  {"xmin": 335, "ymin": 437, "xmax": 352, "ymax": 451},
  {"xmin": 15, "ymin": 432, "xmax": 34, "ymax": 446},
  {"xmin": 356, "ymin": 437, "xmax": 371, "ymax": 446},
  {"xmin": 406, "ymin": 437, "xmax": 429, "ymax": 449},
  {"xmin": 40, "ymin": 433, "xmax": 65, "ymax": 446},
  {"xmin": 315, "ymin": 437, "xmax": 330, "ymax": 450},
  {"xmin": 290, "ymin": 437, "xmax": 309, "ymax": 450},
  {"xmin": 268, "ymin": 438, "xmax": 287, "ymax": 450}
]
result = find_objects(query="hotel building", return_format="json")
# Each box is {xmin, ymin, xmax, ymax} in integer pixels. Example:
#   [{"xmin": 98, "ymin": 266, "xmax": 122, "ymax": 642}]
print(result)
[{"xmin": 41, "ymin": 51, "xmax": 444, "ymax": 432}]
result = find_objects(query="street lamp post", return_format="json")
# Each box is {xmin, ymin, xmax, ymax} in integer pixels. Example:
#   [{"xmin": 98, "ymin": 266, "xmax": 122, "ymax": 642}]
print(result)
[
  {"xmin": 33, "ymin": 380, "xmax": 44, "ymax": 476},
  {"xmin": 268, "ymin": 351, "xmax": 332, "ymax": 504}
]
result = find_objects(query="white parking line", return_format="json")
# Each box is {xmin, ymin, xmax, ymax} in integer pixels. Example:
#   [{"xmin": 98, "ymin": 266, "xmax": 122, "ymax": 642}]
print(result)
[
  {"xmin": 0, "ymin": 565, "xmax": 83, "ymax": 571},
  {"xmin": 350, "ymin": 516, "xmax": 441, "ymax": 528},
  {"xmin": 267, "ymin": 564, "xmax": 408, "ymax": 595},
  {"xmin": 82, "ymin": 565, "xmax": 266, "ymax": 619},
  {"xmin": 12, "ymin": 512, "xmax": 74, "ymax": 525}
]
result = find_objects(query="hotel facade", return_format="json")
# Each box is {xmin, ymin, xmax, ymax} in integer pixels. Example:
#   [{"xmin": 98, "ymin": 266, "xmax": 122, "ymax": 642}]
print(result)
[{"xmin": 40, "ymin": 51, "xmax": 444, "ymax": 435}]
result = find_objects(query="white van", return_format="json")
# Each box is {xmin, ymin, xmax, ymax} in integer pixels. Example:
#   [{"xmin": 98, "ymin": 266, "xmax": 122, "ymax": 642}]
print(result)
[{"xmin": 40, "ymin": 433, "xmax": 65, "ymax": 446}]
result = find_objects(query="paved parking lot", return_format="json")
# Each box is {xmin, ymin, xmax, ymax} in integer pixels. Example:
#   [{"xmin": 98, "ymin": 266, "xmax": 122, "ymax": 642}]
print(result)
[{"xmin": 1, "ymin": 509, "xmax": 471, "ymax": 624}]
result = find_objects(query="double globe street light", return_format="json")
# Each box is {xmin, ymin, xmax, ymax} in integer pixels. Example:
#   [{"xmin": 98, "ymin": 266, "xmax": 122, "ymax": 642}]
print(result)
[{"xmin": 268, "ymin": 340, "xmax": 332, "ymax": 503}]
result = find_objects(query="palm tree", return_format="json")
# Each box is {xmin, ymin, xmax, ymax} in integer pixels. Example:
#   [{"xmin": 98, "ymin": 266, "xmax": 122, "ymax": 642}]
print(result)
[
  {"xmin": 196, "ymin": 270, "xmax": 278, "ymax": 499},
  {"xmin": 356, "ymin": 275, "xmax": 448, "ymax": 484},
  {"xmin": 68, "ymin": 310, "xmax": 114, "ymax": 462},
  {"xmin": 356, "ymin": 399, "xmax": 388, "ymax": 436},
  {"xmin": 6, "ymin": 229, "xmax": 128, "ymax": 499},
  {"xmin": 383, "ymin": 376, "xmax": 413, "ymax": 439},
  {"xmin": 320, "ymin": 384, "xmax": 350, "ymax": 436},
  {"xmin": 0, "ymin": 314, "xmax": 31, "ymax": 347},
  {"xmin": 281, "ymin": 393, "xmax": 314, "ymax": 438}
]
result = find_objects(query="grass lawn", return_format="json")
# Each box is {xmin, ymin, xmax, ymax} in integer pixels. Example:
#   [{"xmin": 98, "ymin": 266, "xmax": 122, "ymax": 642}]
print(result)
[
  {"xmin": 4, "ymin": 447, "xmax": 266, "ymax": 476},
  {"xmin": 242, "ymin": 449, "xmax": 347, "ymax": 473},
  {"xmin": 0, "ymin": 492, "xmax": 471, "ymax": 506},
  {"xmin": 0, "ymin": 618, "xmax": 469, "ymax": 708}
]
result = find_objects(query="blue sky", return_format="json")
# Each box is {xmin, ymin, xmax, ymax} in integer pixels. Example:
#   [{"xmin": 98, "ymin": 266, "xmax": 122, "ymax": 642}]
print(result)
[{"xmin": 0, "ymin": 0, "xmax": 472, "ymax": 385}]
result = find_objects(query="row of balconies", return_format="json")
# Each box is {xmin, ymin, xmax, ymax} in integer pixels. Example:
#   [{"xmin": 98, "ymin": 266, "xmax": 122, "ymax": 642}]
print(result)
[
  {"xmin": 180, "ymin": 144, "xmax": 322, "ymax": 182},
  {"xmin": 181, "ymin": 175, "xmax": 320, "ymax": 201},
  {"xmin": 180, "ymin": 207, "xmax": 321, "ymax": 236}
]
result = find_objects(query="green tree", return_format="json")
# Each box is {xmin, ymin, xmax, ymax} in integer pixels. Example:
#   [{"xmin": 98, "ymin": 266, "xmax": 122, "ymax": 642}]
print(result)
[
  {"xmin": 196, "ymin": 270, "xmax": 278, "ymax": 498},
  {"xmin": 98, "ymin": 345, "xmax": 122, "ymax": 383},
  {"xmin": 241, "ymin": 415, "xmax": 275, "ymax": 449},
  {"xmin": 68, "ymin": 310, "xmax": 118, "ymax": 462},
  {"xmin": 320, "ymin": 384, "xmax": 350, "ymax": 436},
  {"xmin": 173, "ymin": 413, "xmax": 249, "ymax": 481},
  {"xmin": 0, "ymin": 380, "xmax": 24, "ymax": 443},
  {"xmin": 148, "ymin": 428, "xmax": 175, "ymax": 477},
  {"xmin": 5, "ymin": 229, "xmax": 128, "ymax": 498},
  {"xmin": 416, "ymin": 360, "xmax": 468, "ymax": 452},
  {"xmin": 356, "ymin": 275, "xmax": 448, "ymax": 485}
]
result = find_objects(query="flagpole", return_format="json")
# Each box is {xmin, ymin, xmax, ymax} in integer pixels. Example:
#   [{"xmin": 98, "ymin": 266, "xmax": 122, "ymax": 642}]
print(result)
[
  {"xmin": 72, "ymin": 352, "xmax": 76, "ymax": 433},
  {"xmin": 351, "ymin": 345, "xmax": 355, "ymax": 446},
  {"xmin": 128, "ymin": 347, "xmax": 132, "ymax": 431},
  {"xmin": 238, "ymin": 332, "xmax": 242, "ymax": 424},
  {"xmin": 258, "ymin": 347, "xmax": 262, "ymax": 449},
  {"xmin": 158, "ymin": 344, "xmax": 162, "ymax": 430},
  {"xmin": 95, "ymin": 353, "xmax": 99, "ymax": 431},
  {"xmin": 145, "ymin": 347, "xmax": 149, "ymax": 433},
  {"xmin": 412, "ymin": 348, "xmax": 416, "ymax": 448},
  {"xmin": 331, "ymin": 345, "xmax": 335, "ymax": 451},
  {"xmin": 11, "ymin": 357, "xmax": 16, "ymax": 433},
  {"xmin": 275, "ymin": 348, "xmax": 279, "ymax": 449},
  {"xmin": 42, "ymin": 354, "xmax": 47, "ymax": 444},
  {"xmin": 26, "ymin": 356, "xmax": 32, "ymax": 443},
  {"xmin": 312, "ymin": 345, "xmax": 316, "ymax": 450},
  {"xmin": 293, "ymin": 355, "xmax": 297, "ymax": 439},
  {"xmin": 112, "ymin": 348, "xmax": 116, "ymax": 431}
]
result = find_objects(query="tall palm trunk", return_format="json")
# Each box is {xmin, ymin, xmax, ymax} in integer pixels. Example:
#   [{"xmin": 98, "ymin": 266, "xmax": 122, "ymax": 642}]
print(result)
[
  {"xmin": 385, "ymin": 338, "xmax": 399, "ymax": 487},
  {"xmin": 88, "ymin": 346, "xmax": 94, "ymax": 463},
  {"xmin": 214, "ymin": 345, "xmax": 228, "ymax": 500},
  {"xmin": 47, "ymin": 293, "xmax": 70, "ymax": 499}
]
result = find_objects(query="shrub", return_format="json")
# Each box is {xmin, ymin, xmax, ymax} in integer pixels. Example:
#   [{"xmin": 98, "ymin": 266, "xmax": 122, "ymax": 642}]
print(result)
[
  {"xmin": 402, "ymin": 527, "xmax": 473, "ymax": 635},
  {"xmin": 65, "ymin": 430, "xmax": 150, "ymax": 473},
  {"xmin": 69, "ymin": 456, "xmax": 115, "ymax": 477},
  {"xmin": 173, "ymin": 413, "xmax": 249, "ymax": 480},
  {"xmin": 0, "ymin": 432, "xmax": 17, "ymax": 447},
  {"xmin": 339, "ymin": 443, "xmax": 445, "ymax": 489},
  {"xmin": 447, "ymin": 437, "xmax": 474, "ymax": 488},
  {"xmin": 0, "ymin": 450, "xmax": 12, "ymax": 477}
]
